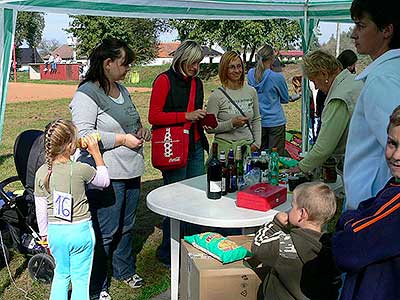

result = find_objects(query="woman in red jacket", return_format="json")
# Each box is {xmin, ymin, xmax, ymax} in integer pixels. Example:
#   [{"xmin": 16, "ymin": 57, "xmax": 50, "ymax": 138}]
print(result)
[{"xmin": 148, "ymin": 40, "xmax": 209, "ymax": 266}]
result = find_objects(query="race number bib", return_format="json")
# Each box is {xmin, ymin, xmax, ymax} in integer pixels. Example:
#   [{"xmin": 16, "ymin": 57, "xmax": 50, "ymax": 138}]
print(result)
[{"xmin": 53, "ymin": 190, "xmax": 72, "ymax": 222}]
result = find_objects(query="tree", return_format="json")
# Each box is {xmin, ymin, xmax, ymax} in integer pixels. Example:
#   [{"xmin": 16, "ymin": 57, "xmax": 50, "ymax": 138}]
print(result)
[
  {"xmin": 38, "ymin": 39, "xmax": 61, "ymax": 56},
  {"xmin": 66, "ymin": 16, "xmax": 168, "ymax": 64},
  {"xmin": 15, "ymin": 12, "xmax": 45, "ymax": 48},
  {"xmin": 169, "ymin": 19, "xmax": 301, "ymax": 63},
  {"xmin": 320, "ymin": 27, "xmax": 372, "ymax": 72},
  {"xmin": 320, "ymin": 27, "xmax": 356, "ymax": 55}
]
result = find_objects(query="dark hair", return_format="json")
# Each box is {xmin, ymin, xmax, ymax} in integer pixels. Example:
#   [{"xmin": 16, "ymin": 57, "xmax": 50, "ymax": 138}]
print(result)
[
  {"xmin": 337, "ymin": 49, "xmax": 358, "ymax": 69},
  {"xmin": 388, "ymin": 105, "xmax": 400, "ymax": 132},
  {"xmin": 80, "ymin": 38, "xmax": 135, "ymax": 94},
  {"xmin": 350, "ymin": 0, "xmax": 400, "ymax": 49}
]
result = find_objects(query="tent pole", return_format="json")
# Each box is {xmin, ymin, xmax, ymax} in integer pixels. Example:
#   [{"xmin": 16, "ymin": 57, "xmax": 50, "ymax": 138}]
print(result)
[
  {"xmin": 0, "ymin": 8, "xmax": 17, "ymax": 143},
  {"xmin": 13, "ymin": 43, "xmax": 16, "ymax": 82},
  {"xmin": 301, "ymin": 2, "xmax": 309, "ymax": 155}
]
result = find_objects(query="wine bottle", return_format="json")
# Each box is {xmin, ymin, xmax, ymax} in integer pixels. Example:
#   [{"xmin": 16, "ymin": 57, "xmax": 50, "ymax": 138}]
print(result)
[
  {"xmin": 259, "ymin": 150, "xmax": 269, "ymax": 183},
  {"xmin": 235, "ymin": 146, "xmax": 244, "ymax": 190},
  {"xmin": 226, "ymin": 148, "xmax": 237, "ymax": 193},
  {"xmin": 207, "ymin": 143, "xmax": 222, "ymax": 199},
  {"xmin": 220, "ymin": 150, "xmax": 228, "ymax": 196}
]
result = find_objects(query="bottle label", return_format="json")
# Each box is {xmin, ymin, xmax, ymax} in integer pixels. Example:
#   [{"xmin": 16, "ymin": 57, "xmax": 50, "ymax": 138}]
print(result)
[
  {"xmin": 210, "ymin": 181, "xmax": 222, "ymax": 192},
  {"xmin": 221, "ymin": 178, "xmax": 226, "ymax": 192}
]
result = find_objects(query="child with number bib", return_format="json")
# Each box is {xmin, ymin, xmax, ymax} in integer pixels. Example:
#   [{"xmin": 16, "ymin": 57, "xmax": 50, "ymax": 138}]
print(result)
[{"xmin": 34, "ymin": 119, "xmax": 110, "ymax": 300}]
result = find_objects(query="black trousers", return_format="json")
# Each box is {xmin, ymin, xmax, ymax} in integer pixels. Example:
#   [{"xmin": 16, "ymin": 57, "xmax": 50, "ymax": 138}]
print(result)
[{"xmin": 261, "ymin": 125, "xmax": 285, "ymax": 156}]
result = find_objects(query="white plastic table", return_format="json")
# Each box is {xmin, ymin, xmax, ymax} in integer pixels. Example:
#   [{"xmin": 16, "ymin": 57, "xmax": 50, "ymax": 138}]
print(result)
[{"xmin": 146, "ymin": 175, "xmax": 293, "ymax": 300}]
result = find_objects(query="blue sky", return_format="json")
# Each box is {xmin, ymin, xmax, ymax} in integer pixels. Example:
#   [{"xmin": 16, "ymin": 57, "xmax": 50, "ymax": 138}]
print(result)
[{"xmin": 43, "ymin": 13, "xmax": 352, "ymax": 45}]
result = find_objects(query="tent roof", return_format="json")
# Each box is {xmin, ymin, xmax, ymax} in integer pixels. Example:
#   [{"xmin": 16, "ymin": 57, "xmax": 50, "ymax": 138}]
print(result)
[{"xmin": 0, "ymin": 0, "xmax": 352, "ymax": 21}]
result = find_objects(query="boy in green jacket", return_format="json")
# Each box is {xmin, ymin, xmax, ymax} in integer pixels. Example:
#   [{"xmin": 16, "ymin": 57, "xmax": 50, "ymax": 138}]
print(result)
[{"xmin": 252, "ymin": 182, "xmax": 341, "ymax": 300}]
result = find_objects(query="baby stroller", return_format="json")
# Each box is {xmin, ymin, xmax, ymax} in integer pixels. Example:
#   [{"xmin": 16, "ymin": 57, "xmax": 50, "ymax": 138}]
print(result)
[{"xmin": 0, "ymin": 129, "xmax": 55, "ymax": 284}]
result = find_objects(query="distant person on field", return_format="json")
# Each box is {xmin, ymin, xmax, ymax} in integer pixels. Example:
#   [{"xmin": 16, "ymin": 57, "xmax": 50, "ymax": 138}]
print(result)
[
  {"xmin": 52, "ymin": 53, "xmax": 62, "ymax": 73},
  {"xmin": 46, "ymin": 54, "xmax": 55, "ymax": 73},
  {"xmin": 252, "ymin": 182, "xmax": 342, "ymax": 300},
  {"xmin": 344, "ymin": 0, "xmax": 400, "ymax": 209},
  {"xmin": 333, "ymin": 105, "xmax": 400, "ymax": 300}
]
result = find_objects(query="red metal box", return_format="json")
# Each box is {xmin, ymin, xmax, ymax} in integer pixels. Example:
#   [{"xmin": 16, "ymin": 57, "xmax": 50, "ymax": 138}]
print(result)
[{"xmin": 236, "ymin": 183, "xmax": 287, "ymax": 211}]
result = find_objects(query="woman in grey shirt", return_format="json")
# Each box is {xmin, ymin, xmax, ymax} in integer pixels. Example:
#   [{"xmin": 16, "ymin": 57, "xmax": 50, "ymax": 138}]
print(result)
[{"xmin": 70, "ymin": 38, "xmax": 150, "ymax": 300}]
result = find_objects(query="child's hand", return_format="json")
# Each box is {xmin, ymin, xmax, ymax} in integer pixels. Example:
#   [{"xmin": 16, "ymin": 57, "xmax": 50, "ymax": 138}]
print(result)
[
  {"xmin": 275, "ymin": 212, "xmax": 289, "ymax": 225},
  {"xmin": 39, "ymin": 235, "xmax": 48, "ymax": 248},
  {"xmin": 85, "ymin": 134, "xmax": 100, "ymax": 156}
]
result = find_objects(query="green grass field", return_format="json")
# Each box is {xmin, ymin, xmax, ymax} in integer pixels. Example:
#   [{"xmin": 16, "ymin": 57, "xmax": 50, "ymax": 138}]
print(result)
[{"xmin": 0, "ymin": 70, "xmax": 302, "ymax": 299}]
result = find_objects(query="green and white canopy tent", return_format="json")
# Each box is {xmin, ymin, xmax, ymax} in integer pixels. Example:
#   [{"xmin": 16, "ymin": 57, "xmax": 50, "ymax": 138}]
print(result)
[{"xmin": 0, "ymin": 0, "xmax": 354, "ymax": 150}]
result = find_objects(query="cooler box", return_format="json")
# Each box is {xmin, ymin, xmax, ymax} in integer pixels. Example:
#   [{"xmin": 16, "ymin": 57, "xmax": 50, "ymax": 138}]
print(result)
[{"xmin": 236, "ymin": 183, "xmax": 287, "ymax": 211}]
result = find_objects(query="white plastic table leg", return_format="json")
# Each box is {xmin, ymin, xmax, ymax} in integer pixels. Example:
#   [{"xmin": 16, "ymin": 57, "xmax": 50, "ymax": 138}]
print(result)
[{"xmin": 170, "ymin": 218, "xmax": 180, "ymax": 300}]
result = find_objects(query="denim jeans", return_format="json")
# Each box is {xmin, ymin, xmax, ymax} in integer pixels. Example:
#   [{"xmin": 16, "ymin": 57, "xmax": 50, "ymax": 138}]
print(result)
[
  {"xmin": 48, "ymin": 220, "xmax": 95, "ymax": 300},
  {"xmin": 87, "ymin": 177, "xmax": 140, "ymax": 297},
  {"xmin": 157, "ymin": 142, "xmax": 205, "ymax": 264}
]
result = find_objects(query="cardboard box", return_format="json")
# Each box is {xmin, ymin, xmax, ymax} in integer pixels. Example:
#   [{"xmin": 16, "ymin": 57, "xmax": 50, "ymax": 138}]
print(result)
[
  {"xmin": 180, "ymin": 235, "xmax": 261, "ymax": 300},
  {"xmin": 237, "ymin": 183, "xmax": 287, "ymax": 211}
]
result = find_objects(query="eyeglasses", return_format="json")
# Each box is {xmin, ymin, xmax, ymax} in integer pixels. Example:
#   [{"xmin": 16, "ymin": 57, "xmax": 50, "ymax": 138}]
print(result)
[{"xmin": 228, "ymin": 63, "xmax": 243, "ymax": 71}]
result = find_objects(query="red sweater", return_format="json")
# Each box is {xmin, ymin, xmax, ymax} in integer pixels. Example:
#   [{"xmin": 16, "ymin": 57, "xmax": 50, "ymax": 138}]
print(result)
[{"xmin": 148, "ymin": 73, "xmax": 200, "ymax": 142}]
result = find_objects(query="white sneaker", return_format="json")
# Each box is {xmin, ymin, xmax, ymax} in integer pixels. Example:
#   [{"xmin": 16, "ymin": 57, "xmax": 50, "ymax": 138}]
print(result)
[
  {"xmin": 123, "ymin": 273, "xmax": 143, "ymax": 288},
  {"xmin": 99, "ymin": 291, "xmax": 112, "ymax": 300}
]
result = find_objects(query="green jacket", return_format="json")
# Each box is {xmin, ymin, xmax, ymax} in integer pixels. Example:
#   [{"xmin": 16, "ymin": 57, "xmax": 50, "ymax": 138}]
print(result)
[{"xmin": 299, "ymin": 69, "xmax": 363, "ymax": 172}]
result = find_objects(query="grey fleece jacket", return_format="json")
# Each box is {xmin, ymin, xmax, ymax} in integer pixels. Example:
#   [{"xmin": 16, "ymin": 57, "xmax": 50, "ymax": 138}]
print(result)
[{"xmin": 70, "ymin": 81, "xmax": 144, "ymax": 179}]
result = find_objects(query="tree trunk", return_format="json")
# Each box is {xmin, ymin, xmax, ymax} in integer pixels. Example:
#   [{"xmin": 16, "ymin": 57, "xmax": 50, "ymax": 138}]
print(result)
[
  {"xmin": 242, "ymin": 44, "xmax": 247, "ymax": 64},
  {"xmin": 249, "ymin": 45, "xmax": 257, "ymax": 63}
]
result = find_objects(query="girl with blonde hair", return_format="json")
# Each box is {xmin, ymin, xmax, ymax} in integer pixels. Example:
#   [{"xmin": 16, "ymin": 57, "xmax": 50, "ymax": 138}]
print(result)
[
  {"xmin": 34, "ymin": 119, "xmax": 109, "ymax": 300},
  {"xmin": 248, "ymin": 44, "xmax": 289, "ymax": 155}
]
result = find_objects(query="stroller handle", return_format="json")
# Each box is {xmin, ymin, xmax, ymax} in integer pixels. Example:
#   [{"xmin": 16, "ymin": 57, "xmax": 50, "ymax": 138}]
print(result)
[{"xmin": 0, "ymin": 176, "xmax": 20, "ymax": 207}]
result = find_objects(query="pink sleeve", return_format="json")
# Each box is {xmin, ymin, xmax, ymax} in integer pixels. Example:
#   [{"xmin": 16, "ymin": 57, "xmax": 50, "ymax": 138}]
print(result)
[
  {"xmin": 89, "ymin": 165, "xmax": 110, "ymax": 188},
  {"xmin": 35, "ymin": 196, "xmax": 48, "ymax": 236}
]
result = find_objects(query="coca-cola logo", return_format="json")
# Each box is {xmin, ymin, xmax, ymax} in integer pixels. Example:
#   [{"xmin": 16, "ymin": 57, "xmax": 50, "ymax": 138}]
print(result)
[{"xmin": 169, "ymin": 157, "xmax": 181, "ymax": 162}]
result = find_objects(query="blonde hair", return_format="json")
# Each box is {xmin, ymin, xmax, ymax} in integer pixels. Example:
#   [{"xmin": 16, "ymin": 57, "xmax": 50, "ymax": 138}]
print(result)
[
  {"xmin": 218, "ymin": 51, "xmax": 245, "ymax": 88},
  {"xmin": 171, "ymin": 40, "xmax": 204, "ymax": 76},
  {"xmin": 302, "ymin": 50, "xmax": 343, "ymax": 78},
  {"xmin": 255, "ymin": 44, "xmax": 274, "ymax": 83},
  {"xmin": 43, "ymin": 119, "xmax": 77, "ymax": 192},
  {"xmin": 293, "ymin": 182, "xmax": 337, "ymax": 225}
]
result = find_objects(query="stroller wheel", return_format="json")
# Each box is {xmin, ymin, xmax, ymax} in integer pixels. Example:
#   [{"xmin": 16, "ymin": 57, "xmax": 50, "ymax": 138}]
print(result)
[
  {"xmin": 28, "ymin": 253, "xmax": 55, "ymax": 284},
  {"xmin": 0, "ymin": 243, "xmax": 10, "ymax": 267}
]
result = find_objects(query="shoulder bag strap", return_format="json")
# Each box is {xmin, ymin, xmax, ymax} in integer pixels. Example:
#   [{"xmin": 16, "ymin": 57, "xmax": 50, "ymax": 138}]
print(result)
[
  {"xmin": 184, "ymin": 78, "xmax": 197, "ymax": 130},
  {"xmin": 217, "ymin": 87, "xmax": 255, "ymax": 144}
]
